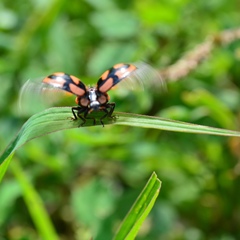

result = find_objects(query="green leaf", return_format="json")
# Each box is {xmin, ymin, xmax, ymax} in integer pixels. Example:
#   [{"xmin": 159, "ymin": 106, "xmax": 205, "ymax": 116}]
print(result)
[
  {"xmin": 1, "ymin": 107, "xmax": 240, "ymax": 182},
  {"xmin": 10, "ymin": 161, "xmax": 59, "ymax": 240},
  {"xmin": 114, "ymin": 112, "xmax": 239, "ymax": 136},
  {"xmin": 0, "ymin": 153, "xmax": 12, "ymax": 182},
  {"xmin": 113, "ymin": 172, "xmax": 161, "ymax": 240}
]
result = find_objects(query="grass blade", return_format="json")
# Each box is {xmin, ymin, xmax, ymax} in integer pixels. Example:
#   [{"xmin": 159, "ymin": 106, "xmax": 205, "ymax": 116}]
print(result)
[
  {"xmin": 0, "ymin": 154, "xmax": 13, "ymax": 182},
  {"xmin": 114, "ymin": 172, "xmax": 161, "ymax": 240},
  {"xmin": 10, "ymin": 161, "xmax": 59, "ymax": 240},
  {"xmin": 1, "ymin": 107, "xmax": 240, "ymax": 181},
  {"xmin": 114, "ymin": 112, "xmax": 239, "ymax": 136}
]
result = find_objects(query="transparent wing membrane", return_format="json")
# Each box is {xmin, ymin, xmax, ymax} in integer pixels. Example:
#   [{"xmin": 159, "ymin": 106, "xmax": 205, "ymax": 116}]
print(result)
[
  {"xmin": 19, "ymin": 79, "xmax": 75, "ymax": 116},
  {"xmin": 116, "ymin": 62, "xmax": 166, "ymax": 91}
]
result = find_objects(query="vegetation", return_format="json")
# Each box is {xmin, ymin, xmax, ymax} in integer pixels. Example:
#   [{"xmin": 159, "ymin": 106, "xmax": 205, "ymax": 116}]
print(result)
[{"xmin": 0, "ymin": 0, "xmax": 240, "ymax": 239}]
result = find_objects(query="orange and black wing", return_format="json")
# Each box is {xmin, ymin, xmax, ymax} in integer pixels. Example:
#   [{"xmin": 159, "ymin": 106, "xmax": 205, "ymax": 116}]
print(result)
[
  {"xmin": 19, "ymin": 72, "xmax": 86, "ymax": 116},
  {"xmin": 97, "ymin": 63, "xmax": 137, "ymax": 93},
  {"xmin": 43, "ymin": 72, "xmax": 87, "ymax": 97}
]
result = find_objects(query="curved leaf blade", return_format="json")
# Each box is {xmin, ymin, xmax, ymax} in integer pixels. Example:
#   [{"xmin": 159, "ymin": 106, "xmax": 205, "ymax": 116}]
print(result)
[
  {"xmin": 114, "ymin": 172, "xmax": 161, "ymax": 240},
  {"xmin": 115, "ymin": 112, "xmax": 239, "ymax": 136},
  {"xmin": 1, "ymin": 107, "xmax": 240, "ymax": 178},
  {"xmin": 0, "ymin": 107, "xmax": 110, "ymax": 165},
  {"xmin": 10, "ymin": 161, "xmax": 59, "ymax": 240}
]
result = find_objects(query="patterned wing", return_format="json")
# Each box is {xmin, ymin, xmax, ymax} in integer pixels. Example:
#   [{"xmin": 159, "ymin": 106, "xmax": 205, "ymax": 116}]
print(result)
[
  {"xmin": 43, "ymin": 72, "xmax": 87, "ymax": 96},
  {"xmin": 97, "ymin": 63, "xmax": 137, "ymax": 93},
  {"xmin": 97, "ymin": 62, "xmax": 165, "ymax": 93},
  {"xmin": 19, "ymin": 72, "xmax": 86, "ymax": 116}
]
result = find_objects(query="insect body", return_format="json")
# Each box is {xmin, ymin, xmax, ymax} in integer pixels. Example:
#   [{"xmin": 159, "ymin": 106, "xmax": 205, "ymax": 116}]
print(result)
[{"xmin": 43, "ymin": 63, "xmax": 137, "ymax": 126}]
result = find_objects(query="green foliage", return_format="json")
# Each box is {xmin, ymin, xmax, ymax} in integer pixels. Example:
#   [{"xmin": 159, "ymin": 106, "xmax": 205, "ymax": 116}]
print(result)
[
  {"xmin": 114, "ymin": 172, "xmax": 161, "ymax": 240},
  {"xmin": 2, "ymin": 108, "xmax": 240, "ymax": 181},
  {"xmin": 1, "ymin": 0, "xmax": 240, "ymax": 239},
  {"xmin": 10, "ymin": 161, "xmax": 59, "ymax": 240}
]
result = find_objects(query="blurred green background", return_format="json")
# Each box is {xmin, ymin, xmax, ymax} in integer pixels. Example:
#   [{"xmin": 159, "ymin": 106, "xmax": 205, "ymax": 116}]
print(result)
[{"xmin": 1, "ymin": 0, "xmax": 240, "ymax": 239}]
